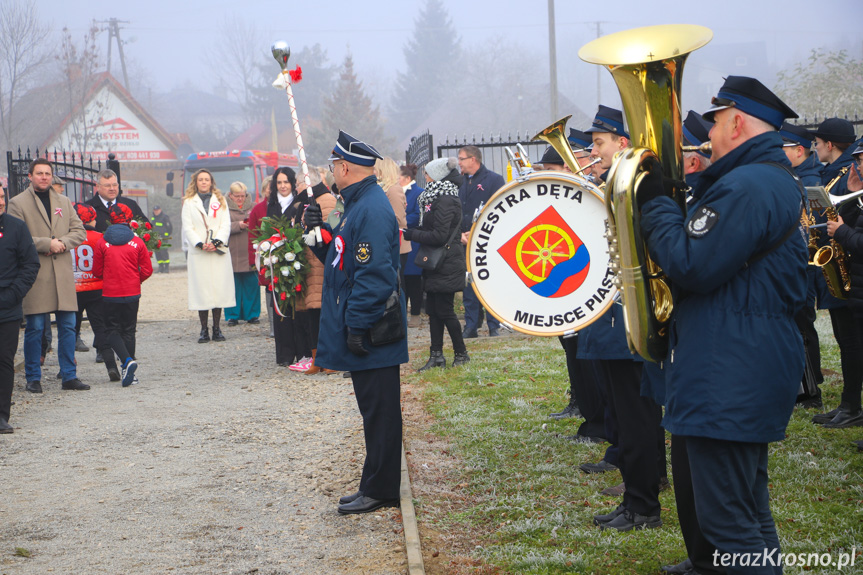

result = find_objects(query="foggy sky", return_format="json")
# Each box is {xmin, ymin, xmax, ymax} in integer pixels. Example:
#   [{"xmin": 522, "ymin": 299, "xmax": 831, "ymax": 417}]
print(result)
[{"xmin": 39, "ymin": 0, "xmax": 863, "ymax": 119}]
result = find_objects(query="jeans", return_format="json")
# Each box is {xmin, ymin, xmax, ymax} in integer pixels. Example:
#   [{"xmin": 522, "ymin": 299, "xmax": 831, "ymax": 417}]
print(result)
[
  {"xmin": 25, "ymin": 311, "xmax": 77, "ymax": 383},
  {"xmin": 462, "ymin": 284, "xmax": 499, "ymax": 333}
]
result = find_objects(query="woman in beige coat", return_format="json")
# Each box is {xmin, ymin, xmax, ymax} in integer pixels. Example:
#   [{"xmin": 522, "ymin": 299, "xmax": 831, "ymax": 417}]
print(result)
[
  {"xmin": 181, "ymin": 169, "xmax": 235, "ymax": 343},
  {"xmin": 224, "ymin": 182, "xmax": 260, "ymax": 326},
  {"xmin": 376, "ymin": 157, "xmax": 411, "ymax": 272}
]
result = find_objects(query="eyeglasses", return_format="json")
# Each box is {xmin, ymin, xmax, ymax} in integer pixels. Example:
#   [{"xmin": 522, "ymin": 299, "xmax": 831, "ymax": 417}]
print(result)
[
  {"xmin": 329, "ymin": 160, "xmax": 346, "ymax": 173},
  {"xmin": 457, "ymin": 156, "xmax": 471, "ymax": 162}
]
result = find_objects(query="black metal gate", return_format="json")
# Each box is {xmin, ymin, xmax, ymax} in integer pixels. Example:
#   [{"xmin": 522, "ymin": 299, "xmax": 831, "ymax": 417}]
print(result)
[
  {"xmin": 5, "ymin": 148, "xmax": 121, "ymax": 204},
  {"xmin": 436, "ymin": 132, "xmax": 546, "ymax": 178},
  {"xmin": 405, "ymin": 131, "xmax": 434, "ymax": 175}
]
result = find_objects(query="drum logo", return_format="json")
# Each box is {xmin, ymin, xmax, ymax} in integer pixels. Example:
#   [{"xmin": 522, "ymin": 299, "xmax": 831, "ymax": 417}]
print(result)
[{"xmin": 497, "ymin": 206, "xmax": 589, "ymax": 298}]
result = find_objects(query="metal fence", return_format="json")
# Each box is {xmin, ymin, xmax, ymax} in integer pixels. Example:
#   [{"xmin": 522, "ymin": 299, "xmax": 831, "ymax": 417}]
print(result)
[
  {"xmin": 436, "ymin": 132, "xmax": 547, "ymax": 177},
  {"xmin": 5, "ymin": 148, "xmax": 121, "ymax": 204}
]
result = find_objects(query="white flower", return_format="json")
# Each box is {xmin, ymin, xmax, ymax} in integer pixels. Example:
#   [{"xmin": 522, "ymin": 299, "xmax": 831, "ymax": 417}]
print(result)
[
  {"xmin": 293, "ymin": 261, "xmax": 302, "ymax": 270},
  {"xmin": 280, "ymin": 267, "xmax": 291, "ymax": 277},
  {"xmin": 252, "ymin": 242, "xmax": 259, "ymax": 250},
  {"xmin": 273, "ymin": 239, "xmax": 285, "ymax": 249},
  {"xmin": 286, "ymin": 252, "xmax": 296, "ymax": 262},
  {"xmin": 270, "ymin": 254, "xmax": 280, "ymax": 262},
  {"xmin": 259, "ymin": 241, "xmax": 271, "ymax": 251}
]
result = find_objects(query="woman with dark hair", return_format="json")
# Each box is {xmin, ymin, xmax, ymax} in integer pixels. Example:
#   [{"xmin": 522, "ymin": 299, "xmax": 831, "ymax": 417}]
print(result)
[
  {"xmin": 401, "ymin": 157, "xmax": 468, "ymax": 370},
  {"xmin": 400, "ymin": 164, "xmax": 424, "ymax": 328},
  {"xmin": 182, "ymin": 169, "xmax": 235, "ymax": 343},
  {"xmin": 263, "ymin": 167, "xmax": 311, "ymax": 367}
]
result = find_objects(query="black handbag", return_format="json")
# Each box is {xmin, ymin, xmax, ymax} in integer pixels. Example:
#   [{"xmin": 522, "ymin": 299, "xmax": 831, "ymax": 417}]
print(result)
[
  {"xmin": 369, "ymin": 289, "xmax": 405, "ymax": 346},
  {"xmin": 414, "ymin": 218, "xmax": 461, "ymax": 271}
]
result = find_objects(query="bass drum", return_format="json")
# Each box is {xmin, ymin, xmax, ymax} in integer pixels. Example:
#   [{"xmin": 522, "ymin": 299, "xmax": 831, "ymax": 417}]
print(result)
[{"xmin": 467, "ymin": 171, "xmax": 617, "ymax": 336}]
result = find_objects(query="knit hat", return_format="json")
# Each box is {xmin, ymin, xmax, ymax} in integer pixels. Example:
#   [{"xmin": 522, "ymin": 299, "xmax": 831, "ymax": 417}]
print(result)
[
  {"xmin": 74, "ymin": 203, "xmax": 97, "ymax": 224},
  {"xmin": 109, "ymin": 203, "xmax": 133, "ymax": 224},
  {"xmin": 425, "ymin": 157, "xmax": 457, "ymax": 182}
]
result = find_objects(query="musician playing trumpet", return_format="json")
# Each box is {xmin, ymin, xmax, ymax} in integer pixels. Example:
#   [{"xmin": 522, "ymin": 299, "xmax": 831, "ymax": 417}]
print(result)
[{"xmin": 637, "ymin": 76, "xmax": 807, "ymax": 571}]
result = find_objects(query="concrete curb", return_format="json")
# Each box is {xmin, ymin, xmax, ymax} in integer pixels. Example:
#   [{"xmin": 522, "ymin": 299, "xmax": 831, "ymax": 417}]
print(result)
[{"xmin": 400, "ymin": 444, "xmax": 426, "ymax": 575}]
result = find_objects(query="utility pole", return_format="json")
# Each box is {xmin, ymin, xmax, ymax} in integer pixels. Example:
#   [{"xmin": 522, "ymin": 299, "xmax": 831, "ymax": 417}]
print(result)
[
  {"xmin": 98, "ymin": 18, "xmax": 131, "ymax": 91},
  {"xmin": 594, "ymin": 21, "xmax": 606, "ymax": 110},
  {"xmin": 548, "ymin": 0, "xmax": 558, "ymax": 122}
]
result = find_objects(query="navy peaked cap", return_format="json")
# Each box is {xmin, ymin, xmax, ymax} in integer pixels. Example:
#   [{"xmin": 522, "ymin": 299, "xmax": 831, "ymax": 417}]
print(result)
[
  {"xmin": 584, "ymin": 105, "xmax": 629, "ymax": 139},
  {"xmin": 537, "ymin": 146, "xmax": 565, "ymax": 166},
  {"xmin": 682, "ymin": 110, "xmax": 713, "ymax": 157},
  {"xmin": 568, "ymin": 128, "xmax": 594, "ymax": 151},
  {"xmin": 812, "ymin": 118, "xmax": 856, "ymax": 144},
  {"xmin": 329, "ymin": 130, "xmax": 383, "ymax": 166},
  {"xmin": 779, "ymin": 122, "xmax": 814, "ymax": 148},
  {"xmin": 702, "ymin": 76, "xmax": 797, "ymax": 129}
]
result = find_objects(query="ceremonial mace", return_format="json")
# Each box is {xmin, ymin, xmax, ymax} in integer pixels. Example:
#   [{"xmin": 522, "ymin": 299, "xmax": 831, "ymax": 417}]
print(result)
[{"xmin": 271, "ymin": 41, "xmax": 321, "ymax": 244}]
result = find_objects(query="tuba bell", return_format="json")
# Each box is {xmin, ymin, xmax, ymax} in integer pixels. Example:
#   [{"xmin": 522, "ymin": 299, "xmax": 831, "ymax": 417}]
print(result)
[{"xmin": 579, "ymin": 24, "xmax": 713, "ymax": 362}]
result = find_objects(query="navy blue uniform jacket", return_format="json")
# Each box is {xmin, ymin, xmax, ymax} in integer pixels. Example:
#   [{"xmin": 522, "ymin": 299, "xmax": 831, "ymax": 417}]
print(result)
[
  {"xmin": 641, "ymin": 131, "xmax": 807, "ymax": 443},
  {"xmin": 0, "ymin": 212, "xmax": 39, "ymax": 323},
  {"xmin": 459, "ymin": 165, "xmax": 505, "ymax": 233},
  {"xmin": 403, "ymin": 181, "xmax": 423, "ymax": 276},
  {"xmin": 313, "ymin": 175, "xmax": 409, "ymax": 372}
]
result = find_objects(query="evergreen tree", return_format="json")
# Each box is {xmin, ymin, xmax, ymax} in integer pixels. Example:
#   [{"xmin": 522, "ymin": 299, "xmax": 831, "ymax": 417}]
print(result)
[
  {"xmin": 390, "ymin": 0, "xmax": 460, "ymax": 138},
  {"xmin": 306, "ymin": 54, "xmax": 393, "ymax": 165}
]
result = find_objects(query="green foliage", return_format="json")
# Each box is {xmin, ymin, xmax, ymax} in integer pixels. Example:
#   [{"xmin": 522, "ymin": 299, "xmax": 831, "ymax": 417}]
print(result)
[
  {"xmin": 390, "ymin": 0, "xmax": 461, "ymax": 137},
  {"xmin": 14, "ymin": 547, "xmax": 31, "ymax": 558},
  {"xmin": 408, "ymin": 317, "xmax": 863, "ymax": 574},
  {"xmin": 305, "ymin": 54, "xmax": 394, "ymax": 165},
  {"xmin": 253, "ymin": 216, "xmax": 309, "ymax": 317},
  {"xmin": 775, "ymin": 49, "xmax": 863, "ymax": 121}
]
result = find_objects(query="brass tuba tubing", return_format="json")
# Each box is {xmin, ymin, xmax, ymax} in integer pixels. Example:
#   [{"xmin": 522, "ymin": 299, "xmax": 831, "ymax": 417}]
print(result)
[{"xmin": 532, "ymin": 116, "xmax": 596, "ymax": 177}]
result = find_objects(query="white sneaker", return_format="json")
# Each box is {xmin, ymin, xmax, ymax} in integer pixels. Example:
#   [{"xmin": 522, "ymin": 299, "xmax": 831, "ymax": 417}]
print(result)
[
  {"xmin": 121, "ymin": 360, "xmax": 138, "ymax": 387},
  {"xmin": 289, "ymin": 357, "xmax": 312, "ymax": 372}
]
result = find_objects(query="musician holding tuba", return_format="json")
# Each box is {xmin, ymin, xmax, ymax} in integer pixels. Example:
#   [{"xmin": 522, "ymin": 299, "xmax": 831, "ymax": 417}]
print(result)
[{"xmin": 637, "ymin": 76, "xmax": 807, "ymax": 567}]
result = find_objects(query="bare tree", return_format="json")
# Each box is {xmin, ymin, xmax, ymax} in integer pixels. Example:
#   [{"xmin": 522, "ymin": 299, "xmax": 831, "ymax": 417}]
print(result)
[
  {"xmin": 58, "ymin": 22, "xmax": 108, "ymax": 155},
  {"xmin": 208, "ymin": 16, "xmax": 266, "ymax": 129},
  {"xmin": 0, "ymin": 0, "xmax": 48, "ymax": 148}
]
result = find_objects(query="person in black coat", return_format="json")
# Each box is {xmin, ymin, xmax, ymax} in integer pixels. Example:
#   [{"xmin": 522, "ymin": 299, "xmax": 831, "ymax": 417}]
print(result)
[
  {"xmin": 402, "ymin": 157, "xmax": 468, "ymax": 370},
  {"xmin": 85, "ymin": 169, "xmax": 149, "ymax": 233},
  {"xmin": 0, "ymin": 185, "xmax": 41, "ymax": 433}
]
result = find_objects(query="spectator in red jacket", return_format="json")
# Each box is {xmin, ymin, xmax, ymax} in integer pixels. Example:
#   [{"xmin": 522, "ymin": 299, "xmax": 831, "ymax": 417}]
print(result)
[{"xmin": 92, "ymin": 204, "xmax": 153, "ymax": 387}]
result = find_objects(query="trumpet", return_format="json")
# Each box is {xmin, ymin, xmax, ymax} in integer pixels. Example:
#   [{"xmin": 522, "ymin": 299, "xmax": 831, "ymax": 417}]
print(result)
[{"xmin": 681, "ymin": 142, "xmax": 712, "ymax": 155}]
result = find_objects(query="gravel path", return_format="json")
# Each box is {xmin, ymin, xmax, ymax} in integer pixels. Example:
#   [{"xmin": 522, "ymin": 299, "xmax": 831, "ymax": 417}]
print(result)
[{"xmin": 0, "ymin": 271, "xmax": 411, "ymax": 574}]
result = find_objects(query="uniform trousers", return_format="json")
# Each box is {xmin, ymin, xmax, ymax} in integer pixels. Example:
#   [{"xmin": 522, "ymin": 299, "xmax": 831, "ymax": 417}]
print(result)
[
  {"xmin": 559, "ymin": 336, "xmax": 606, "ymax": 439},
  {"xmin": 686, "ymin": 437, "xmax": 779, "ymax": 575},
  {"xmin": 104, "ymin": 299, "xmax": 140, "ymax": 364},
  {"xmin": 426, "ymin": 292, "xmax": 465, "ymax": 353},
  {"xmin": 155, "ymin": 248, "xmax": 170, "ymax": 265},
  {"xmin": 599, "ymin": 359, "xmax": 662, "ymax": 516},
  {"xmin": 671, "ymin": 435, "xmax": 725, "ymax": 575},
  {"xmin": 588, "ymin": 360, "xmax": 619, "ymax": 467},
  {"xmin": 352, "ymin": 365, "xmax": 402, "ymax": 500},
  {"xmin": 76, "ymin": 290, "xmax": 117, "ymax": 370},
  {"xmin": 829, "ymin": 308, "xmax": 863, "ymax": 409},
  {"xmin": 462, "ymin": 283, "xmax": 500, "ymax": 333},
  {"xmin": 0, "ymin": 320, "xmax": 20, "ymax": 422},
  {"xmin": 25, "ymin": 311, "xmax": 76, "ymax": 383},
  {"xmin": 225, "ymin": 272, "xmax": 261, "ymax": 322}
]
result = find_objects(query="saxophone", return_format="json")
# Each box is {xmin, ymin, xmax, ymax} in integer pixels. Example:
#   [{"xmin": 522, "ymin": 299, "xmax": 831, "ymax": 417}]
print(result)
[{"xmin": 811, "ymin": 166, "xmax": 852, "ymax": 299}]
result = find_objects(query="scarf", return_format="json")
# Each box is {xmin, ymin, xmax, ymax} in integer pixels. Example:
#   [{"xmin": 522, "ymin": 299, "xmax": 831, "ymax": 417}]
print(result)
[
  {"xmin": 417, "ymin": 180, "xmax": 460, "ymax": 227},
  {"xmin": 277, "ymin": 192, "xmax": 294, "ymax": 214},
  {"xmin": 199, "ymin": 192, "xmax": 212, "ymax": 211}
]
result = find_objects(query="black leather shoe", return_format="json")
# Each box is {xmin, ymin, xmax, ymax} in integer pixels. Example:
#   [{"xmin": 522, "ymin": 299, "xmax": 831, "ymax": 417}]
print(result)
[
  {"xmin": 337, "ymin": 495, "xmax": 399, "ymax": 515},
  {"xmin": 452, "ymin": 351, "xmax": 470, "ymax": 367},
  {"xmin": 226, "ymin": 319, "xmax": 239, "ymax": 327},
  {"xmin": 823, "ymin": 407, "xmax": 863, "ymax": 428},
  {"xmin": 661, "ymin": 558, "xmax": 695, "ymax": 574},
  {"xmin": 247, "ymin": 317, "xmax": 260, "ymax": 324},
  {"xmin": 107, "ymin": 367, "xmax": 121, "ymax": 382},
  {"xmin": 488, "ymin": 329, "xmax": 500, "ymax": 337},
  {"xmin": 600, "ymin": 508, "xmax": 661, "ymax": 532},
  {"xmin": 25, "ymin": 381, "xmax": 42, "ymax": 393},
  {"xmin": 549, "ymin": 401, "xmax": 581, "ymax": 419},
  {"xmin": 339, "ymin": 490, "xmax": 363, "ymax": 505},
  {"xmin": 580, "ymin": 460, "xmax": 618, "ymax": 474},
  {"xmin": 565, "ymin": 434, "xmax": 605, "ymax": 444},
  {"xmin": 593, "ymin": 503, "xmax": 625, "ymax": 525},
  {"xmin": 95, "ymin": 350, "xmax": 104, "ymax": 363},
  {"xmin": 211, "ymin": 327, "xmax": 226, "ymax": 342},
  {"xmin": 462, "ymin": 329, "xmax": 478, "ymax": 339},
  {"xmin": 61, "ymin": 378, "xmax": 90, "ymax": 391},
  {"xmin": 75, "ymin": 336, "xmax": 90, "ymax": 352},
  {"xmin": 198, "ymin": 327, "xmax": 210, "ymax": 343},
  {"xmin": 0, "ymin": 418, "xmax": 13, "ymax": 434},
  {"xmin": 813, "ymin": 405, "xmax": 843, "ymax": 425}
]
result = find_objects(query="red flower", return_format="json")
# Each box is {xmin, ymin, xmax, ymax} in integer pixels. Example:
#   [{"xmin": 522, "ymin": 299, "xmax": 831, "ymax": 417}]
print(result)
[
  {"xmin": 295, "ymin": 284, "xmax": 302, "ymax": 292},
  {"xmin": 144, "ymin": 222, "xmax": 152, "ymax": 230},
  {"xmin": 143, "ymin": 233, "xmax": 151, "ymax": 242},
  {"xmin": 129, "ymin": 220, "xmax": 139, "ymax": 229},
  {"xmin": 156, "ymin": 240, "xmax": 162, "ymax": 248},
  {"xmin": 280, "ymin": 292, "xmax": 287, "ymax": 301},
  {"xmin": 289, "ymin": 65, "xmax": 303, "ymax": 83}
]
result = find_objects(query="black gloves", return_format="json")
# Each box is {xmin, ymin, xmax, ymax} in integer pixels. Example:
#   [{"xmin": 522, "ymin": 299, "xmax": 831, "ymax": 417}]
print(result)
[
  {"xmin": 346, "ymin": 328, "xmax": 369, "ymax": 357},
  {"xmin": 636, "ymin": 157, "xmax": 667, "ymax": 210},
  {"xmin": 401, "ymin": 228, "xmax": 413, "ymax": 241},
  {"xmin": 304, "ymin": 203, "xmax": 323, "ymax": 229}
]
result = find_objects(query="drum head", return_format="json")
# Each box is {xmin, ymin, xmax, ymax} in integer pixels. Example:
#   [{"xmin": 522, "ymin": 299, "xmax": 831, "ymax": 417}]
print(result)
[{"xmin": 467, "ymin": 172, "xmax": 617, "ymax": 336}]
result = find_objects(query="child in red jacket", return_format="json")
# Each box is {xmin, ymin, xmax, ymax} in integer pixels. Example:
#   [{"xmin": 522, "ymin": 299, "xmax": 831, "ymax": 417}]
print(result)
[{"xmin": 92, "ymin": 204, "xmax": 153, "ymax": 386}]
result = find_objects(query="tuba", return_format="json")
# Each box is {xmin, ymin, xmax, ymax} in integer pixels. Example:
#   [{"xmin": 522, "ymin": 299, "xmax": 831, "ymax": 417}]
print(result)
[
  {"xmin": 533, "ymin": 115, "xmax": 601, "ymax": 177},
  {"xmin": 579, "ymin": 24, "xmax": 713, "ymax": 362}
]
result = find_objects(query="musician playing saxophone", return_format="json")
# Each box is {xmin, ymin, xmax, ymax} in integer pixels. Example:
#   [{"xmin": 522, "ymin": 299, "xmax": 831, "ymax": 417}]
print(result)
[{"xmin": 637, "ymin": 76, "xmax": 807, "ymax": 573}]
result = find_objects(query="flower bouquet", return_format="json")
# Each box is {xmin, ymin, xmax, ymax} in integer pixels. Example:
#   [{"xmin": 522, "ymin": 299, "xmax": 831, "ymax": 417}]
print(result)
[
  {"xmin": 254, "ymin": 216, "xmax": 309, "ymax": 317},
  {"xmin": 130, "ymin": 218, "xmax": 170, "ymax": 254}
]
